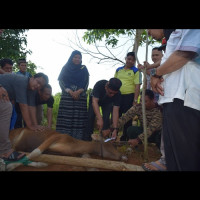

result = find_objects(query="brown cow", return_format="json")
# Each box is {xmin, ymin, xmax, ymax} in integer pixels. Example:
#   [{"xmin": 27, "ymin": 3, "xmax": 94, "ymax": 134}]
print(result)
[{"xmin": 6, "ymin": 128, "xmax": 127, "ymax": 171}]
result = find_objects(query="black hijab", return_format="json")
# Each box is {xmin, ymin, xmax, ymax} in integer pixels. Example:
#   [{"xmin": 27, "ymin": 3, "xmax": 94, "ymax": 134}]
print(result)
[{"xmin": 58, "ymin": 50, "xmax": 89, "ymax": 89}]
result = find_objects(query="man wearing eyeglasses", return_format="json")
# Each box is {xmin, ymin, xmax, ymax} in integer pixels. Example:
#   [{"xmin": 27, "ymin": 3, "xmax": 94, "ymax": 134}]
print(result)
[{"xmin": 83, "ymin": 78, "xmax": 122, "ymax": 141}]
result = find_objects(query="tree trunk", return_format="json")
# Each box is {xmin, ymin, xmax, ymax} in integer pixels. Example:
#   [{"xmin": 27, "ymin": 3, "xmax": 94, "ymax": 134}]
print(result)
[
  {"xmin": 133, "ymin": 29, "xmax": 144, "ymax": 65},
  {"xmin": 141, "ymin": 31, "xmax": 149, "ymax": 162},
  {"xmin": 133, "ymin": 29, "xmax": 149, "ymax": 162}
]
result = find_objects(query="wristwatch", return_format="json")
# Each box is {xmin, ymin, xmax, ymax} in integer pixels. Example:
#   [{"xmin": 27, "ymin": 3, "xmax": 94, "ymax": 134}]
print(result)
[{"xmin": 150, "ymin": 68, "xmax": 162, "ymax": 78}]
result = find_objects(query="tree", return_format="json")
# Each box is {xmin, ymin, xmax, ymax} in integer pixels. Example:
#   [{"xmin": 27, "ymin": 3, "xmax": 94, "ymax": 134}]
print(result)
[
  {"xmin": 65, "ymin": 29, "xmax": 159, "ymax": 67},
  {"xmin": 81, "ymin": 29, "xmax": 153, "ymax": 162},
  {"xmin": 0, "ymin": 29, "xmax": 31, "ymax": 62},
  {"xmin": 0, "ymin": 29, "xmax": 38, "ymax": 75},
  {"xmin": 13, "ymin": 60, "xmax": 38, "ymax": 76}
]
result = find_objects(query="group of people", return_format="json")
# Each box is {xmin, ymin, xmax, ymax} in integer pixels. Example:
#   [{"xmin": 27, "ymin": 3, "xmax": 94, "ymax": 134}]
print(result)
[
  {"xmin": 1, "ymin": 29, "xmax": 200, "ymax": 171},
  {"xmin": 0, "ymin": 29, "xmax": 55, "ymax": 162},
  {"xmin": 56, "ymin": 49, "xmax": 163, "ymax": 154}
]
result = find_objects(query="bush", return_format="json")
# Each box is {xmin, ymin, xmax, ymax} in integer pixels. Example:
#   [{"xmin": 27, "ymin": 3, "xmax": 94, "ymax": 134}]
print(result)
[{"xmin": 42, "ymin": 92, "xmax": 61, "ymax": 130}]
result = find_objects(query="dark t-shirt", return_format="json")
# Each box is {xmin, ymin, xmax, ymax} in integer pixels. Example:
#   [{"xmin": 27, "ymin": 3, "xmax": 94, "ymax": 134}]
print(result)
[
  {"xmin": 0, "ymin": 73, "xmax": 29, "ymax": 104},
  {"xmin": 27, "ymin": 90, "xmax": 54, "ymax": 108},
  {"xmin": 91, "ymin": 80, "xmax": 121, "ymax": 106},
  {"xmin": 35, "ymin": 92, "xmax": 54, "ymax": 108}
]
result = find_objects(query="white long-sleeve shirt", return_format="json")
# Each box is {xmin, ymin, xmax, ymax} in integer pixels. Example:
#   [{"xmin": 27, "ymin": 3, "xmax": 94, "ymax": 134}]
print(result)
[{"xmin": 158, "ymin": 29, "xmax": 200, "ymax": 111}]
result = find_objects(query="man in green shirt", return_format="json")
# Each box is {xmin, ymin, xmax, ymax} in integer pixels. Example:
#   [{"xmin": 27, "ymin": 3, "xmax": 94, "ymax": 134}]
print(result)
[{"xmin": 114, "ymin": 52, "xmax": 141, "ymax": 141}]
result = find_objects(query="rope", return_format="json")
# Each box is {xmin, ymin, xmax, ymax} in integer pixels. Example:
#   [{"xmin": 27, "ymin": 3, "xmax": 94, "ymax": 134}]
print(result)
[{"xmin": 4, "ymin": 156, "xmax": 32, "ymax": 166}]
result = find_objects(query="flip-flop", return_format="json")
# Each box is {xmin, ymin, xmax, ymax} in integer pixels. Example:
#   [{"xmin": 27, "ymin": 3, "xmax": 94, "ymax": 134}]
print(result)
[
  {"xmin": 142, "ymin": 161, "xmax": 167, "ymax": 171},
  {"xmin": 1, "ymin": 151, "xmax": 26, "ymax": 162}
]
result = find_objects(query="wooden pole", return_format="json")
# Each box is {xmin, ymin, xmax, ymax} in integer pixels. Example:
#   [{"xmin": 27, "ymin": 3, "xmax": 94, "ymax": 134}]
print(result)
[
  {"xmin": 142, "ymin": 30, "xmax": 149, "ymax": 162},
  {"xmin": 133, "ymin": 29, "xmax": 149, "ymax": 162},
  {"xmin": 22, "ymin": 152, "xmax": 144, "ymax": 171}
]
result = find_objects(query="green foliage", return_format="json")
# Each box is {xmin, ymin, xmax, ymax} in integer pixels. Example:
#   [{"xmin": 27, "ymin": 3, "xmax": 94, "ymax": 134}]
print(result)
[
  {"xmin": 83, "ymin": 29, "xmax": 134, "ymax": 47},
  {"xmin": 83, "ymin": 29, "xmax": 160, "ymax": 48},
  {"xmin": 0, "ymin": 29, "xmax": 32, "ymax": 64},
  {"xmin": 42, "ymin": 92, "xmax": 61, "ymax": 130},
  {"xmin": 0, "ymin": 29, "xmax": 39, "ymax": 75},
  {"xmin": 12, "ymin": 60, "xmax": 38, "ymax": 75}
]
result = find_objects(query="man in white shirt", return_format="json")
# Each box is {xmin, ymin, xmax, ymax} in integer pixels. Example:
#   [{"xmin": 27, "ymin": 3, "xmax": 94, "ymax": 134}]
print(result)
[{"xmin": 149, "ymin": 29, "xmax": 200, "ymax": 171}]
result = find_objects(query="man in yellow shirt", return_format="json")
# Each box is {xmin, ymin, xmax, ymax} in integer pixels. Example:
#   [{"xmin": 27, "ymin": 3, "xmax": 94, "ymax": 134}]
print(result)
[{"xmin": 114, "ymin": 52, "xmax": 141, "ymax": 141}]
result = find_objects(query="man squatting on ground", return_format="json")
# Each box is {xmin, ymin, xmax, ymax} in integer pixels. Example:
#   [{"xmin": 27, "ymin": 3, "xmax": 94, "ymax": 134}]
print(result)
[{"xmin": 111, "ymin": 89, "xmax": 162, "ymax": 147}]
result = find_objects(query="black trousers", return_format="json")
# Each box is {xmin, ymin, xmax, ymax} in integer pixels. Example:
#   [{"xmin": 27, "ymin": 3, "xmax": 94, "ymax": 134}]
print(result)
[
  {"xmin": 127, "ymin": 126, "xmax": 161, "ymax": 148},
  {"xmin": 163, "ymin": 99, "xmax": 200, "ymax": 171},
  {"xmin": 83, "ymin": 96, "xmax": 113, "ymax": 141},
  {"xmin": 119, "ymin": 93, "xmax": 134, "ymax": 141}
]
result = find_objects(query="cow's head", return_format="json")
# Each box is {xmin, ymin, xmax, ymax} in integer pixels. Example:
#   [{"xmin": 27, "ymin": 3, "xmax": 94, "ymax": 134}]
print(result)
[{"xmin": 99, "ymin": 141, "xmax": 127, "ymax": 161}]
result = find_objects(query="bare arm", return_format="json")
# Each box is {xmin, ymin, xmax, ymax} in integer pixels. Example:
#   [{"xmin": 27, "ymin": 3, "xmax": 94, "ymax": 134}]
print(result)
[
  {"xmin": 28, "ymin": 105, "xmax": 38, "ymax": 125},
  {"xmin": 92, "ymin": 97, "xmax": 102, "ymax": 120},
  {"xmin": 111, "ymin": 106, "xmax": 120, "ymax": 139},
  {"xmin": 112, "ymin": 106, "xmax": 119, "ymax": 128},
  {"xmin": 0, "ymin": 86, "xmax": 9, "ymax": 101},
  {"xmin": 47, "ymin": 107, "xmax": 53, "ymax": 128},
  {"xmin": 19, "ymin": 103, "xmax": 34, "ymax": 128},
  {"xmin": 151, "ymin": 50, "xmax": 197, "ymax": 95},
  {"xmin": 134, "ymin": 84, "xmax": 140, "ymax": 104},
  {"xmin": 92, "ymin": 97, "xmax": 103, "ymax": 130},
  {"xmin": 146, "ymin": 60, "xmax": 161, "ymax": 70},
  {"xmin": 156, "ymin": 50, "xmax": 197, "ymax": 76},
  {"xmin": 19, "ymin": 103, "xmax": 46, "ymax": 131},
  {"xmin": 0, "ymin": 69, "xmax": 5, "ymax": 74}
]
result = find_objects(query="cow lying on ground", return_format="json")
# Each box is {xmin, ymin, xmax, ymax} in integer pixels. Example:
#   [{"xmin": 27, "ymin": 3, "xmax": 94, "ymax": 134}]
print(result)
[{"xmin": 7, "ymin": 128, "xmax": 127, "ymax": 171}]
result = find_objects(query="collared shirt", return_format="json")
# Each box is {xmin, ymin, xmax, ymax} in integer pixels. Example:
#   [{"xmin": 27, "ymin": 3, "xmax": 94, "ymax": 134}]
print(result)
[
  {"xmin": 16, "ymin": 71, "xmax": 32, "ymax": 78},
  {"xmin": 114, "ymin": 66, "xmax": 140, "ymax": 95},
  {"xmin": 117, "ymin": 103, "xmax": 162, "ymax": 143},
  {"xmin": 27, "ymin": 90, "xmax": 54, "ymax": 108},
  {"xmin": 158, "ymin": 29, "xmax": 200, "ymax": 111}
]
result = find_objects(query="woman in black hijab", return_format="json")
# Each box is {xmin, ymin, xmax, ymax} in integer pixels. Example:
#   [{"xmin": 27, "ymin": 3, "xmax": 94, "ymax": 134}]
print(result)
[{"xmin": 56, "ymin": 50, "xmax": 89, "ymax": 140}]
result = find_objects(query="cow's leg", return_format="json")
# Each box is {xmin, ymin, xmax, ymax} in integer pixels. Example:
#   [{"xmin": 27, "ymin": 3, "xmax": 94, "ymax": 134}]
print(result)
[
  {"xmin": 27, "ymin": 161, "xmax": 48, "ymax": 168},
  {"xmin": 12, "ymin": 129, "xmax": 25, "ymax": 149},
  {"xmin": 27, "ymin": 134, "xmax": 61, "ymax": 159},
  {"xmin": 7, "ymin": 134, "xmax": 61, "ymax": 170},
  {"xmin": 6, "ymin": 162, "xmax": 22, "ymax": 171}
]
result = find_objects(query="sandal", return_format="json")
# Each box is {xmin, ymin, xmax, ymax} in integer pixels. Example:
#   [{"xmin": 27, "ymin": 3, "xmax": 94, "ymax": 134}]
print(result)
[
  {"xmin": 0, "ymin": 150, "xmax": 26, "ymax": 162},
  {"xmin": 142, "ymin": 159, "xmax": 167, "ymax": 171}
]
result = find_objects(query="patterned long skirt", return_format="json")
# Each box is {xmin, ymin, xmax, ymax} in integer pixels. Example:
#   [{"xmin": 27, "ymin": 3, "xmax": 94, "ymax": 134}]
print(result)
[{"xmin": 56, "ymin": 92, "xmax": 88, "ymax": 140}]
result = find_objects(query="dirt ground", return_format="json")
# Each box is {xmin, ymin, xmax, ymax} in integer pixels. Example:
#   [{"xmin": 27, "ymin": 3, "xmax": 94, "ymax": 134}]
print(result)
[{"xmin": 13, "ymin": 142, "xmax": 161, "ymax": 171}]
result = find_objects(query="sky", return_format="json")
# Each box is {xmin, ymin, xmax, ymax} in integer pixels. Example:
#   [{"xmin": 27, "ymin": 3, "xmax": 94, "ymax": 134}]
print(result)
[{"xmin": 26, "ymin": 29, "xmax": 155, "ymax": 95}]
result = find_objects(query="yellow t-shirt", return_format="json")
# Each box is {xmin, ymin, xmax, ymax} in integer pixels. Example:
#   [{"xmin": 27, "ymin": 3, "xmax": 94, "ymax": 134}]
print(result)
[{"xmin": 114, "ymin": 66, "xmax": 140, "ymax": 95}]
